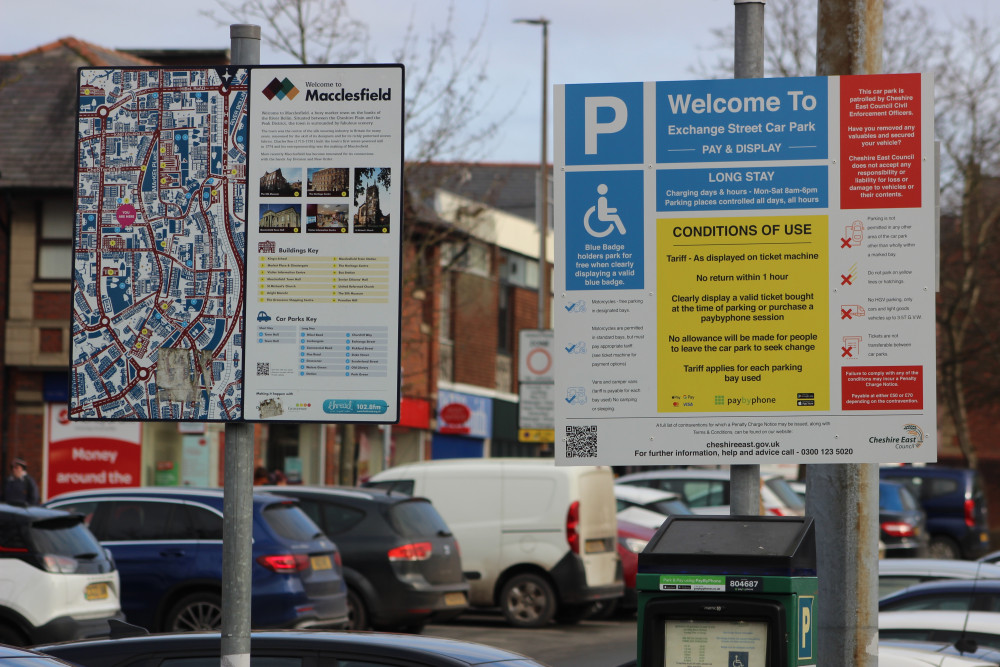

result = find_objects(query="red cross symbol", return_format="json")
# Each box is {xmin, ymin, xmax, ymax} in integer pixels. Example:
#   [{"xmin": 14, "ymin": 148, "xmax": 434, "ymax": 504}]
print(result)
[
  {"xmin": 842, "ymin": 346, "xmax": 854, "ymax": 358},
  {"xmin": 841, "ymin": 308, "xmax": 853, "ymax": 320},
  {"xmin": 841, "ymin": 274, "xmax": 853, "ymax": 286},
  {"xmin": 841, "ymin": 237, "xmax": 853, "ymax": 248}
]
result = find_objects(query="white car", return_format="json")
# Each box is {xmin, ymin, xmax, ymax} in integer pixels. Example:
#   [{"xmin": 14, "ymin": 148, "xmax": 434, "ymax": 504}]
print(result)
[
  {"xmin": 879, "ymin": 558, "xmax": 1000, "ymax": 598},
  {"xmin": 0, "ymin": 504, "xmax": 123, "ymax": 645},
  {"xmin": 880, "ymin": 610, "xmax": 1000, "ymax": 654},
  {"xmin": 615, "ymin": 468, "xmax": 805, "ymax": 516},
  {"xmin": 613, "ymin": 484, "xmax": 693, "ymax": 518}
]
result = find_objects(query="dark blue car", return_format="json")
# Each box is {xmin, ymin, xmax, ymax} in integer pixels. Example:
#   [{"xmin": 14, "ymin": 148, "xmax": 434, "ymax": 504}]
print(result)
[
  {"xmin": 880, "ymin": 466, "xmax": 990, "ymax": 559},
  {"xmin": 46, "ymin": 488, "xmax": 348, "ymax": 632},
  {"xmin": 880, "ymin": 577, "xmax": 1000, "ymax": 612}
]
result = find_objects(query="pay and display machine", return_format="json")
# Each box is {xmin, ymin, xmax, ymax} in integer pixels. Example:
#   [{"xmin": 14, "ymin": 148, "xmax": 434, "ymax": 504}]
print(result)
[{"xmin": 636, "ymin": 515, "xmax": 817, "ymax": 667}]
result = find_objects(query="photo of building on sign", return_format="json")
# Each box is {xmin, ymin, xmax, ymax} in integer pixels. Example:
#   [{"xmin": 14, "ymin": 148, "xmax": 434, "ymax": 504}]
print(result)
[
  {"xmin": 353, "ymin": 167, "xmax": 391, "ymax": 233},
  {"xmin": 258, "ymin": 203, "xmax": 301, "ymax": 233}
]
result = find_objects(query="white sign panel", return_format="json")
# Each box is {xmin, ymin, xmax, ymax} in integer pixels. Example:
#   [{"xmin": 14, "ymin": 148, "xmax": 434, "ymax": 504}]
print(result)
[
  {"xmin": 518, "ymin": 329, "xmax": 555, "ymax": 383},
  {"xmin": 243, "ymin": 66, "xmax": 403, "ymax": 422},
  {"xmin": 555, "ymin": 74, "xmax": 936, "ymax": 466}
]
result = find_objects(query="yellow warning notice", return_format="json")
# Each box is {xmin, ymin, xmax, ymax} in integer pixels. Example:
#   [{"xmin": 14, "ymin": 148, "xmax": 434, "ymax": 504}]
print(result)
[{"xmin": 656, "ymin": 215, "xmax": 829, "ymax": 412}]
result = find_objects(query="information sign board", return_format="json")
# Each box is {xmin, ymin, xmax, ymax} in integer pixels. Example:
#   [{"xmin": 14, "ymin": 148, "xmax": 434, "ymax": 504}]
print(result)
[
  {"xmin": 70, "ymin": 65, "xmax": 402, "ymax": 422},
  {"xmin": 554, "ymin": 74, "xmax": 936, "ymax": 466}
]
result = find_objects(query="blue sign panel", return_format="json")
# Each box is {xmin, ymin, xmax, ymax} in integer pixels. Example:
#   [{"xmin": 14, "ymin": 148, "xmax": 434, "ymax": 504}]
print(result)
[
  {"xmin": 656, "ymin": 77, "xmax": 828, "ymax": 163},
  {"xmin": 657, "ymin": 165, "xmax": 828, "ymax": 212},
  {"xmin": 565, "ymin": 169, "xmax": 644, "ymax": 290},
  {"xmin": 798, "ymin": 595, "xmax": 815, "ymax": 661},
  {"xmin": 564, "ymin": 82, "xmax": 644, "ymax": 166}
]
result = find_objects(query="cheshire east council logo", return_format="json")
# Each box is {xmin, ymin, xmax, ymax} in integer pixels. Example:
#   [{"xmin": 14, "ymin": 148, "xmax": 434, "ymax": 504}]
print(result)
[
  {"xmin": 902, "ymin": 423, "xmax": 924, "ymax": 447},
  {"xmin": 262, "ymin": 77, "xmax": 299, "ymax": 101}
]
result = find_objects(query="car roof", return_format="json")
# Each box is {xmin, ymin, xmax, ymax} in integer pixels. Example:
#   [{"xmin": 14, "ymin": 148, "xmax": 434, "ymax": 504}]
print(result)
[
  {"xmin": 616, "ymin": 506, "xmax": 667, "ymax": 531},
  {"xmin": 45, "ymin": 486, "xmax": 294, "ymax": 508},
  {"xmin": 0, "ymin": 502, "xmax": 77, "ymax": 523},
  {"xmin": 612, "ymin": 484, "xmax": 682, "ymax": 502},
  {"xmin": 878, "ymin": 643, "xmax": 1000, "ymax": 667},
  {"xmin": 260, "ymin": 485, "xmax": 440, "ymax": 509},
  {"xmin": 882, "ymin": 577, "xmax": 1000, "ymax": 600},
  {"xmin": 881, "ymin": 466, "xmax": 976, "ymax": 480},
  {"xmin": 617, "ymin": 468, "xmax": 786, "ymax": 482},
  {"xmin": 879, "ymin": 559, "xmax": 1000, "ymax": 579},
  {"xmin": 36, "ymin": 629, "xmax": 541, "ymax": 665}
]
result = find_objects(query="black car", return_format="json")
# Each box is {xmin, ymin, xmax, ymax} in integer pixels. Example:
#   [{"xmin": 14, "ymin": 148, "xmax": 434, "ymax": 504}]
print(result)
[
  {"xmin": 260, "ymin": 486, "xmax": 468, "ymax": 632},
  {"xmin": 880, "ymin": 466, "xmax": 991, "ymax": 559},
  {"xmin": 879, "ymin": 480, "xmax": 929, "ymax": 558},
  {"xmin": 35, "ymin": 629, "xmax": 549, "ymax": 667}
]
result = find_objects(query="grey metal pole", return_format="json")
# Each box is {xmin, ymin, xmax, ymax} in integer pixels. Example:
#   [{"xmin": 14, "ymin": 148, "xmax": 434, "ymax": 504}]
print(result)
[
  {"xmin": 540, "ymin": 20, "xmax": 549, "ymax": 330},
  {"xmin": 812, "ymin": 2, "xmax": 883, "ymax": 664},
  {"xmin": 730, "ymin": 0, "xmax": 765, "ymax": 516},
  {"xmin": 223, "ymin": 24, "xmax": 260, "ymax": 667}
]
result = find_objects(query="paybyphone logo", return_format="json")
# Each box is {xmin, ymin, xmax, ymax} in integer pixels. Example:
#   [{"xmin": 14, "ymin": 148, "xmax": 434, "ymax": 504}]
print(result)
[{"xmin": 262, "ymin": 77, "xmax": 300, "ymax": 101}]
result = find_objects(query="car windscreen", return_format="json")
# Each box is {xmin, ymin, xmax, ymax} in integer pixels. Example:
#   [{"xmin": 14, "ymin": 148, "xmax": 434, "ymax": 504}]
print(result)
[
  {"xmin": 650, "ymin": 499, "xmax": 695, "ymax": 516},
  {"xmin": 262, "ymin": 502, "xmax": 324, "ymax": 542},
  {"xmin": 388, "ymin": 499, "xmax": 452, "ymax": 538},
  {"xmin": 764, "ymin": 477, "xmax": 806, "ymax": 510}
]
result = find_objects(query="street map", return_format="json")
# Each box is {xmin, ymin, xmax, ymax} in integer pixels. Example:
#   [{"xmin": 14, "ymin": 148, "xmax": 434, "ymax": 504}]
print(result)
[{"xmin": 71, "ymin": 68, "xmax": 249, "ymax": 420}]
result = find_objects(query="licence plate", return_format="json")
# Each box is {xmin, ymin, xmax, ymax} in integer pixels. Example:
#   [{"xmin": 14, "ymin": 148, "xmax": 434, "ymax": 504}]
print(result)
[
  {"xmin": 85, "ymin": 582, "xmax": 108, "ymax": 601},
  {"xmin": 311, "ymin": 555, "xmax": 332, "ymax": 571},
  {"xmin": 444, "ymin": 592, "xmax": 467, "ymax": 606}
]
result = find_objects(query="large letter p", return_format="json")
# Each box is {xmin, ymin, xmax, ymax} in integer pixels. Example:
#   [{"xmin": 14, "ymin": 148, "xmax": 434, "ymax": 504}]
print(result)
[{"xmin": 584, "ymin": 96, "xmax": 627, "ymax": 155}]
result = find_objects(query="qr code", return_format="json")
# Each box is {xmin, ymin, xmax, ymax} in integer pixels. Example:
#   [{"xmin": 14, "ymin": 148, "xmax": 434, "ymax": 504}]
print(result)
[
  {"xmin": 257, "ymin": 362, "xmax": 269, "ymax": 376},
  {"xmin": 565, "ymin": 425, "xmax": 598, "ymax": 458}
]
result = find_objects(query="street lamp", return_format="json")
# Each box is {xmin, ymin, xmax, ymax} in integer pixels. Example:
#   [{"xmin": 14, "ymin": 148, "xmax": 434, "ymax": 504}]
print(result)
[{"xmin": 514, "ymin": 17, "xmax": 550, "ymax": 330}]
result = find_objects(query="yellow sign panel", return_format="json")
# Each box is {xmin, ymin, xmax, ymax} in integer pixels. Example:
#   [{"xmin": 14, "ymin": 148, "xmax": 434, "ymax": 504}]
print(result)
[
  {"xmin": 656, "ymin": 215, "xmax": 829, "ymax": 412},
  {"xmin": 519, "ymin": 429, "xmax": 555, "ymax": 443}
]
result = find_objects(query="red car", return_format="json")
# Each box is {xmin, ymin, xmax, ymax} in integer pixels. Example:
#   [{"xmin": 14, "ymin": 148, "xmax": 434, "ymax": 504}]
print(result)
[{"xmin": 614, "ymin": 506, "xmax": 665, "ymax": 614}]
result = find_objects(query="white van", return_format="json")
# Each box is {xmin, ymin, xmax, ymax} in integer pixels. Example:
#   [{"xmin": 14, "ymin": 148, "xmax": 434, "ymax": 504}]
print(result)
[{"xmin": 366, "ymin": 458, "xmax": 622, "ymax": 627}]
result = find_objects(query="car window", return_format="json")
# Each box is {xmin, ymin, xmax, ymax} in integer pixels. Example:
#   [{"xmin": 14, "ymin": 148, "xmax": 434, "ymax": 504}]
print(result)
[
  {"xmin": 262, "ymin": 502, "xmax": 323, "ymax": 541},
  {"xmin": 49, "ymin": 501, "xmax": 100, "ymax": 528},
  {"xmin": 295, "ymin": 498, "xmax": 365, "ymax": 536},
  {"xmin": 0, "ymin": 516, "xmax": 28, "ymax": 553},
  {"xmin": 927, "ymin": 478, "xmax": 960, "ymax": 498},
  {"xmin": 187, "ymin": 505, "xmax": 224, "ymax": 540},
  {"xmin": 764, "ymin": 477, "xmax": 805, "ymax": 510},
  {"xmin": 880, "ymin": 483, "xmax": 905, "ymax": 511},
  {"xmin": 101, "ymin": 501, "xmax": 192, "ymax": 541},
  {"xmin": 676, "ymin": 481, "xmax": 728, "ymax": 508},
  {"xmin": 881, "ymin": 594, "xmax": 972, "ymax": 612},
  {"xmin": 389, "ymin": 499, "xmax": 452, "ymax": 538},
  {"xmin": 879, "ymin": 576, "xmax": 927, "ymax": 598}
]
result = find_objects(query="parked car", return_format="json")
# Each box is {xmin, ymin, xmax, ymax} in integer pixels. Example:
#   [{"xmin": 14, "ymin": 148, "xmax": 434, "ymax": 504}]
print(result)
[
  {"xmin": 613, "ymin": 506, "xmax": 663, "ymax": 616},
  {"xmin": 880, "ymin": 466, "xmax": 991, "ymax": 560},
  {"xmin": 879, "ymin": 610, "xmax": 1000, "ymax": 652},
  {"xmin": 366, "ymin": 458, "xmax": 623, "ymax": 627},
  {"xmin": 614, "ymin": 468, "xmax": 805, "ymax": 516},
  {"xmin": 881, "ymin": 480, "xmax": 930, "ymax": 558},
  {"xmin": 0, "ymin": 504, "xmax": 123, "ymax": 646},
  {"xmin": 35, "ymin": 628, "xmax": 551, "ymax": 667},
  {"xmin": 613, "ymin": 485, "xmax": 694, "ymax": 517},
  {"xmin": 879, "ymin": 558, "xmax": 1000, "ymax": 598},
  {"xmin": 881, "ymin": 640, "xmax": 1000, "ymax": 665},
  {"xmin": 881, "ymin": 579, "xmax": 1000, "ymax": 612},
  {"xmin": 45, "ymin": 488, "xmax": 349, "ymax": 632},
  {"xmin": 258, "ymin": 485, "xmax": 468, "ymax": 632}
]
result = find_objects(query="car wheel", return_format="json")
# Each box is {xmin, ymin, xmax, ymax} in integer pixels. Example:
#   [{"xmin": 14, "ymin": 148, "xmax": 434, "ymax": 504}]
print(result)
[
  {"xmin": 0, "ymin": 623, "xmax": 26, "ymax": 646},
  {"xmin": 347, "ymin": 588, "xmax": 369, "ymax": 631},
  {"xmin": 500, "ymin": 573, "xmax": 556, "ymax": 628},
  {"xmin": 166, "ymin": 591, "xmax": 223, "ymax": 631},
  {"xmin": 928, "ymin": 535, "xmax": 961, "ymax": 560}
]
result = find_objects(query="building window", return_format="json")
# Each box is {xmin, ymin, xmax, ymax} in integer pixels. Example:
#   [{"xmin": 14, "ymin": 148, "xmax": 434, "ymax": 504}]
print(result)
[
  {"xmin": 499, "ymin": 250, "xmax": 538, "ymax": 289},
  {"xmin": 38, "ymin": 197, "xmax": 74, "ymax": 280},
  {"xmin": 498, "ymin": 286, "xmax": 512, "ymax": 353}
]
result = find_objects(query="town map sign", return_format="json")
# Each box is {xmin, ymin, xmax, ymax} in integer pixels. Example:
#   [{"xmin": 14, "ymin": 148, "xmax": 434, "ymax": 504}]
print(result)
[{"xmin": 70, "ymin": 65, "xmax": 403, "ymax": 422}]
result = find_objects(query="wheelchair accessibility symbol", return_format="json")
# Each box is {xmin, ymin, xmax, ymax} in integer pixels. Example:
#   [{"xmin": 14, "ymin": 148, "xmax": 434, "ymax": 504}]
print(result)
[{"xmin": 583, "ymin": 184, "xmax": 627, "ymax": 237}]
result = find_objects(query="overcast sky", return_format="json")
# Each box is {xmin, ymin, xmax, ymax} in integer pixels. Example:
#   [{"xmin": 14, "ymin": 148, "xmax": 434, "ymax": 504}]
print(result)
[{"xmin": 3, "ymin": 0, "xmax": 995, "ymax": 163}]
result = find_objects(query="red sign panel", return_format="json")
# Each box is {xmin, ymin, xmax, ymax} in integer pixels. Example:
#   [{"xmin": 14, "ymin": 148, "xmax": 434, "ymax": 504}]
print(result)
[{"xmin": 45, "ymin": 404, "xmax": 143, "ymax": 500}]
